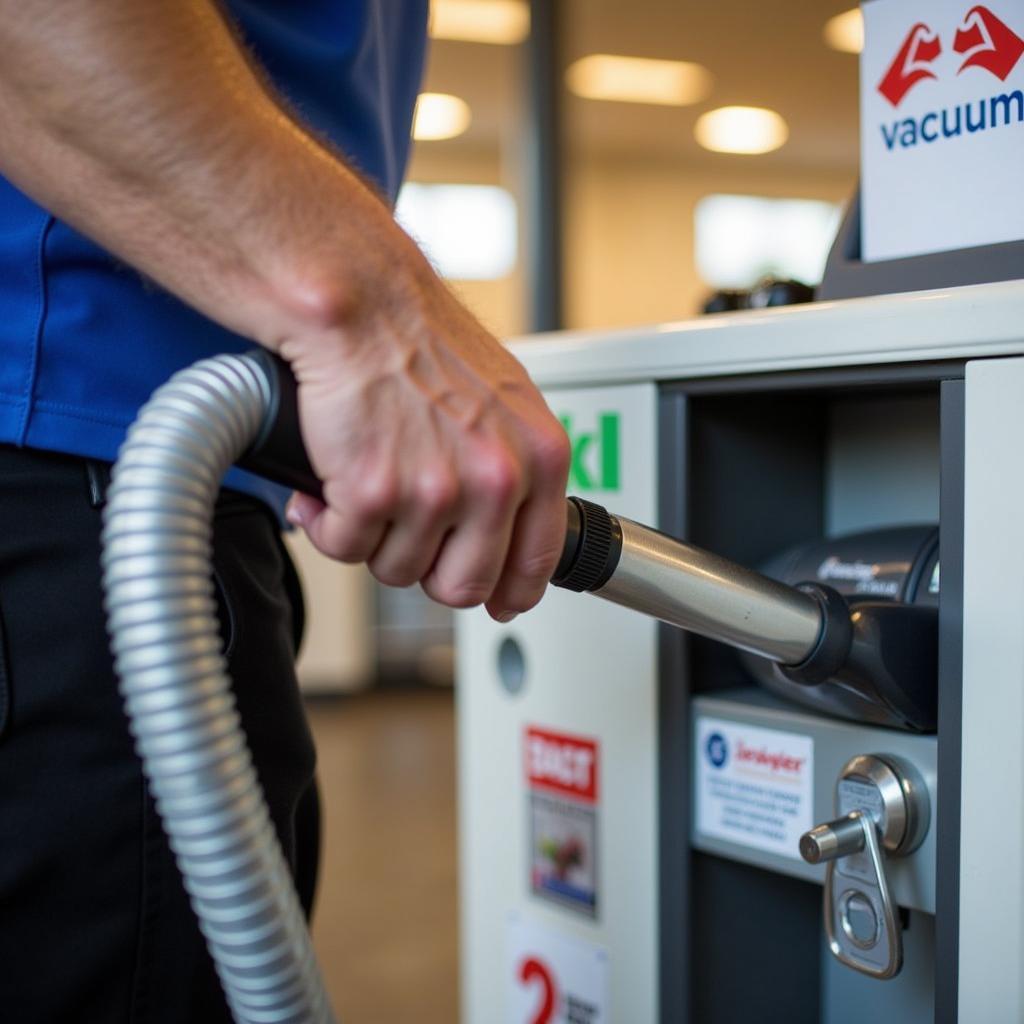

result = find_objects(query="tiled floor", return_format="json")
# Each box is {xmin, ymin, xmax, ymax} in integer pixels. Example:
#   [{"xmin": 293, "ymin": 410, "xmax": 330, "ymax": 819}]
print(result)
[{"xmin": 307, "ymin": 688, "xmax": 458, "ymax": 1023}]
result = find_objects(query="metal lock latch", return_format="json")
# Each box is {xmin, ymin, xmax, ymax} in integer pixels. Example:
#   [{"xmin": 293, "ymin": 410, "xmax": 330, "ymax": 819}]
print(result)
[{"xmin": 799, "ymin": 754, "xmax": 929, "ymax": 979}]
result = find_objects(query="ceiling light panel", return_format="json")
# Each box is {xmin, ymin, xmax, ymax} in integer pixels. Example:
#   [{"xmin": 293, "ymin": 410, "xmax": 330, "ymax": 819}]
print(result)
[
  {"xmin": 823, "ymin": 8, "xmax": 864, "ymax": 54},
  {"xmin": 566, "ymin": 54, "xmax": 713, "ymax": 107},
  {"xmin": 430, "ymin": 0, "xmax": 530, "ymax": 45},
  {"xmin": 694, "ymin": 106, "xmax": 789, "ymax": 155},
  {"xmin": 413, "ymin": 93, "xmax": 472, "ymax": 141}
]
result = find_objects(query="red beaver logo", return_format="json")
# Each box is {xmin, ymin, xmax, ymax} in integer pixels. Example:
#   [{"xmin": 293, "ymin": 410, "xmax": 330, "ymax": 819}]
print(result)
[
  {"xmin": 878, "ymin": 23, "xmax": 942, "ymax": 107},
  {"xmin": 877, "ymin": 7, "xmax": 1024, "ymax": 108},
  {"xmin": 953, "ymin": 6, "xmax": 1024, "ymax": 80}
]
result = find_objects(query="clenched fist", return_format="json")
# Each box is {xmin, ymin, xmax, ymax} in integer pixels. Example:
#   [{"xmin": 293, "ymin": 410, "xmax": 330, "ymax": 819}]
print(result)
[{"xmin": 279, "ymin": 234, "xmax": 570, "ymax": 623}]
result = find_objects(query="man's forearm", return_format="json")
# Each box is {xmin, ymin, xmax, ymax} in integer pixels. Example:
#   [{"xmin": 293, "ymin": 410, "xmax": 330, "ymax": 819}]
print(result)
[
  {"xmin": 0, "ymin": 0, "xmax": 420, "ymax": 346},
  {"xmin": 0, "ymin": 0, "xmax": 572, "ymax": 623}
]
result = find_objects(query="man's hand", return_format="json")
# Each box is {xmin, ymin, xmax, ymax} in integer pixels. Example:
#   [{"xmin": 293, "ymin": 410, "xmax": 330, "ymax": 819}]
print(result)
[
  {"xmin": 0, "ymin": 0, "xmax": 570, "ymax": 620},
  {"xmin": 282, "ymin": 242, "xmax": 570, "ymax": 619}
]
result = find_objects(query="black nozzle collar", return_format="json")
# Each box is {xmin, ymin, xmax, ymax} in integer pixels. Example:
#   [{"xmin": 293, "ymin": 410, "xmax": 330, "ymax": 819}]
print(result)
[
  {"xmin": 780, "ymin": 582, "xmax": 853, "ymax": 686},
  {"xmin": 551, "ymin": 497, "xmax": 623, "ymax": 593}
]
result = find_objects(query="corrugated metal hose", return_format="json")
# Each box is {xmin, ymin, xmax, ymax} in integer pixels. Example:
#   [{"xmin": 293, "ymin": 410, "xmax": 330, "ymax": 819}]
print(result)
[{"xmin": 100, "ymin": 353, "xmax": 335, "ymax": 1024}]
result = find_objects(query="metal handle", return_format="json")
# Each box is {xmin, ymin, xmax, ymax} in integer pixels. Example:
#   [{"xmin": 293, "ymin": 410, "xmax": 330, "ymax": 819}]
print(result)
[
  {"xmin": 800, "ymin": 754, "xmax": 931, "ymax": 981},
  {"xmin": 800, "ymin": 814, "xmax": 866, "ymax": 865},
  {"xmin": 553, "ymin": 497, "xmax": 855, "ymax": 672},
  {"xmin": 823, "ymin": 811, "xmax": 903, "ymax": 979},
  {"xmin": 597, "ymin": 515, "xmax": 827, "ymax": 665}
]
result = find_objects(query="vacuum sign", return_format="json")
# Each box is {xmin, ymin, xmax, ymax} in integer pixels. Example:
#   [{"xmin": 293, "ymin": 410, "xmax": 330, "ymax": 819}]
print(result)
[{"xmin": 860, "ymin": 0, "xmax": 1024, "ymax": 261}]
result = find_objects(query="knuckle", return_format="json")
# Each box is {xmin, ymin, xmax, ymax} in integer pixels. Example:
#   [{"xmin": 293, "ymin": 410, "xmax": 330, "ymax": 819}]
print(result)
[
  {"xmin": 370, "ymin": 560, "xmax": 420, "ymax": 589},
  {"xmin": 505, "ymin": 579, "xmax": 549, "ymax": 613},
  {"xmin": 498, "ymin": 547, "xmax": 562, "ymax": 612},
  {"xmin": 517, "ymin": 546, "xmax": 561, "ymax": 585},
  {"xmin": 352, "ymin": 472, "xmax": 398, "ymax": 520},
  {"xmin": 440, "ymin": 581, "xmax": 493, "ymax": 609},
  {"xmin": 317, "ymin": 535, "xmax": 354, "ymax": 560},
  {"xmin": 315, "ymin": 517, "xmax": 370, "ymax": 562},
  {"xmin": 533, "ymin": 427, "xmax": 571, "ymax": 480},
  {"xmin": 314, "ymin": 533, "xmax": 364, "ymax": 564},
  {"xmin": 505, "ymin": 589, "xmax": 543, "ymax": 615},
  {"xmin": 469, "ymin": 448, "xmax": 522, "ymax": 505},
  {"xmin": 415, "ymin": 467, "xmax": 458, "ymax": 516},
  {"xmin": 423, "ymin": 570, "xmax": 495, "ymax": 609}
]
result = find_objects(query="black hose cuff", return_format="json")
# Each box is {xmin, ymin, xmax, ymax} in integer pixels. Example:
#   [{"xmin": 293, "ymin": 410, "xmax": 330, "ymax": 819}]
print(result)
[
  {"xmin": 780, "ymin": 583, "xmax": 852, "ymax": 686},
  {"xmin": 551, "ymin": 497, "xmax": 623, "ymax": 593},
  {"xmin": 238, "ymin": 349, "xmax": 323, "ymax": 498}
]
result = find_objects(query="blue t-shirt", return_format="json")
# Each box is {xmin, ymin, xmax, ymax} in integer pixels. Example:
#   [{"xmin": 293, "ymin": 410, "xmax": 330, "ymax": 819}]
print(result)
[{"xmin": 0, "ymin": 1, "xmax": 428, "ymax": 511}]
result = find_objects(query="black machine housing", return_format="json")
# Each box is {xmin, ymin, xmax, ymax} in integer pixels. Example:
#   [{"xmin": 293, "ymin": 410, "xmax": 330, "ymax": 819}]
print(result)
[{"xmin": 743, "ymin": 525, "xmax": 940, "ymax": 733}]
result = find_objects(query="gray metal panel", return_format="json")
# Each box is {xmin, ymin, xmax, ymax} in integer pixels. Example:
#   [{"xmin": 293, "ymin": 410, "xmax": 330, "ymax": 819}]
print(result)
[
  {"xmin": 662, "ymin": 361, "xmax": 964, "ymax": 398},
  {"xmin": 510, "ymin": 282, "xmax": 1024, "ymax": 391},
  {"xmin": 524, "ymin": 0, "xmax": 564, "ymax": 331},
  {"xmin": 657, "ymin": 390, "xmax": 690, "ymax": 1024},
  {"xmin": 825, "ymin": 394, "xmax": 940, "ymax": 535},
  {"xmin": 935, "ymin": 381, "xmax": 965, "ymax": 1024},
  {"xmin": 691, "ymin": 689, "xmax": 938, "ymax": 915},
  {"xmin": 957, "ymin": 358, "xmax": 1024, "ymax": 1019},
  {"xmin": 690, "ymin": 852, "xmax": 821, "ymax": 1023},
  {"xmin": 819, "ymin": 191, "xmax": 1024, "ymax": 302}
]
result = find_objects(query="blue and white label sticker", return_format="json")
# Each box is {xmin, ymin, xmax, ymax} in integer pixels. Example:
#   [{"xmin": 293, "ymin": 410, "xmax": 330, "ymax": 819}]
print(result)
[{"xmin": 695, "ymin": 716, "xmax": 814, "ymax": 860}]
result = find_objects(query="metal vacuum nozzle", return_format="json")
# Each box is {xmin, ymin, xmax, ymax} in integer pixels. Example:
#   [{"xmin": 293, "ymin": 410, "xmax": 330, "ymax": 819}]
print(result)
[
  {"xmin": 550, "ymin": 496, "xmax": 851, "ymax": 676},
  {"xmin": 549, "ymin": 498, "xmax": 938, "ymax": 732}
]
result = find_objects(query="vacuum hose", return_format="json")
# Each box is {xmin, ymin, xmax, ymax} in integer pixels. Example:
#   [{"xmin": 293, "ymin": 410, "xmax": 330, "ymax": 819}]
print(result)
[{"xmin": 101, "ymin": 352, "xmax": 333, "ymax": 1024}]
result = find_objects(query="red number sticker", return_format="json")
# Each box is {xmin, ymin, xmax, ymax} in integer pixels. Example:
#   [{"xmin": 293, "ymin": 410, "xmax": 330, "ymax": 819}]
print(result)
[{"xmin": 519, "ymin": 956, "xmax": 557, "ymax": 1024}]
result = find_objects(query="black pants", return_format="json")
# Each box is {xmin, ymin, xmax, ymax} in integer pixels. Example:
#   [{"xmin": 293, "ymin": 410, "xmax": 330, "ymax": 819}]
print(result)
[{"xmin": 0, "ymin": 447, "xmax": 319, "ymax": 1022}]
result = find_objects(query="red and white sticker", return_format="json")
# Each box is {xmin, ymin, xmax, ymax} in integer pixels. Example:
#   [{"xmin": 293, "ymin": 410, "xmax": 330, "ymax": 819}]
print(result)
[
  {"xmin": 525, "ymin": 726, "xmax": 600, "ymax": 916},
  {"xmin": 525, "ymin": 727, "xmax": 599, "ymax": 803},
  {"xmin": 506, "ymin": 914, "xmax": 608, "ymax": 1024}
]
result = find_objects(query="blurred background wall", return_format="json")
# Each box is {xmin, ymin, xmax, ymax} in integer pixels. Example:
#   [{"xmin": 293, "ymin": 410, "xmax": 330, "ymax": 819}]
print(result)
[{"xmin": 408, "ymin": 0, "xmax": 861, "ymax": 339}]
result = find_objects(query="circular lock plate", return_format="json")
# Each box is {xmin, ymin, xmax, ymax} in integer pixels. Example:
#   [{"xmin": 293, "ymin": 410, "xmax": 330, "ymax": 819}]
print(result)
[
  {"xmin": 840, "ymin": 889, "xmax": 879, "ymax": 949},
  {"xmin": 837, "ymin": 754, "xmax": 929, "ymax": 856}
]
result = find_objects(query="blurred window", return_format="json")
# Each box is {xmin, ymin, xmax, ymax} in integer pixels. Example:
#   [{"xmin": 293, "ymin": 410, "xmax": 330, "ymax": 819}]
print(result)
[
  {"xmin": 695, "ymin": 194, "xmax": 842, "ymax": 288},
  {"xmin": 396, "ymin": 183, "xmax": 518, "ymax": 280}
]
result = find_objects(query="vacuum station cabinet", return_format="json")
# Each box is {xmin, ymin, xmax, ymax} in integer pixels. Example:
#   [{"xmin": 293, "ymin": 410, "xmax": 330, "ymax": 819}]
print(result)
[{"xmin": 456, "ymin": 280, "xmax": 1024, "ymax": 1024}]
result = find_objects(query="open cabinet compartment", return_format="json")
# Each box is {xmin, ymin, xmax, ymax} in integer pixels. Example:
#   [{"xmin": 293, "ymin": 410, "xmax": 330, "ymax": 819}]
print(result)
[{"xmin": 656, "ymin": 363, "xmax": 965, "ymax": 1024}]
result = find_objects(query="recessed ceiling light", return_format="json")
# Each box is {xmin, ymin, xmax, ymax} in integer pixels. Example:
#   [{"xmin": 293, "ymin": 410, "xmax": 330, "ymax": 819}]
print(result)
[
  {"xmin": 824, "ymin": 8, "xmax": 864, "ymax": 54},
  {"xmin": 413, "ymin": 93, "xmax": 472, "ymax": 141},
  {"xmin": 565, "ymin": 54, "xmax": 713, "ymax": 107},
  {"xmin": 694, "ymin": 106, "xmax": 789, "ymax": 155},
  {"xmin": 430, "ymin": 0, "xmax": 530, "ymax": 45}
]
